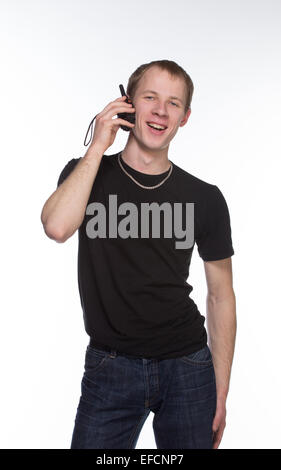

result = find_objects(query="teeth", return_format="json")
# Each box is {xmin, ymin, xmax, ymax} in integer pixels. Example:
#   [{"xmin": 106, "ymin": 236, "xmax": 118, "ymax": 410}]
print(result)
[{"xmin": 147, "ymin": 122, "xmax": 166, "ymax": 130}]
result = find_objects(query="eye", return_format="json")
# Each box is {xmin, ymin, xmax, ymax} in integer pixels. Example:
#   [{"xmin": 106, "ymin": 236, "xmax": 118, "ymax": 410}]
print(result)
[{"xmin": 145, "ymin": 96, "xmax": 178, "ymax": 107}]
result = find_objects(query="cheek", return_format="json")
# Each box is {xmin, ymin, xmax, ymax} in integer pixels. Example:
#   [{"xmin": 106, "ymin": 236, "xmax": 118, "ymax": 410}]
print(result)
[{"xmin": 135, "ymin": 111, "xmax": 146, "ymax": 129}]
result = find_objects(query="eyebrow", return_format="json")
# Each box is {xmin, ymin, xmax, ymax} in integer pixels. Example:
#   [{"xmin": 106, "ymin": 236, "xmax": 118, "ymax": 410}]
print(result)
[{"xmin": 141, "ymin": 89, "xmax": 183, "ymax": 104}]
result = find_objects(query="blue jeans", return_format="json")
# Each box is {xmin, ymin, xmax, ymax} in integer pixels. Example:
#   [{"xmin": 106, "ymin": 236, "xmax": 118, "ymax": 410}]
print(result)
[{"xmin": 70, "ymin": 343, "xmax": 217, "ymax": 449}]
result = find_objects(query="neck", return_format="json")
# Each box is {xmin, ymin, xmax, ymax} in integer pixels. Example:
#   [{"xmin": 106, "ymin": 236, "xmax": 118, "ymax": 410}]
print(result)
[{"xmin": 121, "ymin": 135, "xmax": 171, "ymax": 175}]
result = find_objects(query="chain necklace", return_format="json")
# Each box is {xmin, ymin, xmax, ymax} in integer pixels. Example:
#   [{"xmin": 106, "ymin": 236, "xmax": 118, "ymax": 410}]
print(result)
[{"xmin": 117, "ymin": 152, "xmax": 173, "ymax": 190}]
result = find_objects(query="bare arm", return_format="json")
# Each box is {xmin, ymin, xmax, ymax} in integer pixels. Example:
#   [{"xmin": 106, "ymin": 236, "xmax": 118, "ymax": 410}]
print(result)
[
  {"xmin": 205, "ymin": 257, "xmax": 236, "ymax": 397},
  {"xmin": 40, "ymin": 95, "xmax": 135, "ymax": 243},
  {"xmin": 204, "ymin": 257, "xmax": 236, "ymax": 448},
  {"xmin": 40, "ymin": 145, "xmax": 104, "ymax": 242}
]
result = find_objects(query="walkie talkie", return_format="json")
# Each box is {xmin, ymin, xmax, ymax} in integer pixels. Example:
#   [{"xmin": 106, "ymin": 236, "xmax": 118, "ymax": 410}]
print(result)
[{"xmin": 117, "ymin": 84, "xmax": 136, "ymax": 131}]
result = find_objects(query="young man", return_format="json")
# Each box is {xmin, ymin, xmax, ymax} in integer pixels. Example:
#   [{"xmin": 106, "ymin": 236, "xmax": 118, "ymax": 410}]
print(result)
[{"xmin": 41, "ymin": 60, "xmax": 236, "ymax": 449}]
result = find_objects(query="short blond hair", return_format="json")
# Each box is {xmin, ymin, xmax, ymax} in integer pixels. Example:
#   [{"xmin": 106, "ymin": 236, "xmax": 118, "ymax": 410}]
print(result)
[{"xmin": 126, "ymin": 59, "xmax": 194, "ymax": 113}]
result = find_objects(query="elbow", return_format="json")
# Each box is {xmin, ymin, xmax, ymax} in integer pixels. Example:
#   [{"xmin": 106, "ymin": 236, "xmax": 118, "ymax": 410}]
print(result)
[
  {"xmin": 40, "ymin": 202, "xmax": 69, "ymax": 243},
  {"xmin": 207, "ymin": 288, "xmax": 236, "ymax": 304},
  {"xmin": 42, "ymin": 220, "xmax": 67, "ymax": 243}
]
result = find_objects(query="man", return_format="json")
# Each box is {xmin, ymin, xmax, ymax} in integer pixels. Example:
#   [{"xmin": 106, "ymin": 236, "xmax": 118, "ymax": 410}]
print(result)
[{"xmin": 41, "ymin": 59, "xmax": 236, "ymax": 449}]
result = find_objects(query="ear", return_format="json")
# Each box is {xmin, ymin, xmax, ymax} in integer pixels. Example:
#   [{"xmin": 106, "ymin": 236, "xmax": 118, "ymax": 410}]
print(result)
[{"xmin": 179, "ymin": 108, "xmax": 191, "ymax": 127}]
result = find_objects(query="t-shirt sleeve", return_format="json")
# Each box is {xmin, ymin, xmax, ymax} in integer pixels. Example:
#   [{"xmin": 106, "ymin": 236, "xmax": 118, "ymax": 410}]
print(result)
[
  {"xmin": 57, "ymin": 158, "xmax": 81, "ymax": 187},
  {"xmin": 196, "ymin": 185, "xmax": 235, "ymax": 261}
]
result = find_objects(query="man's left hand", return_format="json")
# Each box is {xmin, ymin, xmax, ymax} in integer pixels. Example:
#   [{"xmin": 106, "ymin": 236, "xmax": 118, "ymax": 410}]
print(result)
[{"xmin": 212, "ymin": 397, "xmax": 226, "ymax": 449}]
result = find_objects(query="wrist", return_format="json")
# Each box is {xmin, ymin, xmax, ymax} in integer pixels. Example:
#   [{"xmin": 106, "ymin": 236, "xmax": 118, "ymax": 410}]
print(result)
[
  {"xmin": 217, "ymin": 388, "xmax": 229, "ymax": 401},
  {"xmin": 84, "ymin": 144, "xmax": 105, "ymax": 162}
]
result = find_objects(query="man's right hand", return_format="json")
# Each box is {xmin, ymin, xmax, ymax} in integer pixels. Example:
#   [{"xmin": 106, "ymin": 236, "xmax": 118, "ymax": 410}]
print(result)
[{"xmin": 89, "ymin": 95, "xmax": 135, "ymax": 153}]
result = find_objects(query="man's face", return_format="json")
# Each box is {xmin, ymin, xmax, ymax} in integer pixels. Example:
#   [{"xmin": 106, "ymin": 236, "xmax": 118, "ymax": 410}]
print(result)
[{"xmin": 130, "ymin": 67, "xmax": 191, "ymax": 151}]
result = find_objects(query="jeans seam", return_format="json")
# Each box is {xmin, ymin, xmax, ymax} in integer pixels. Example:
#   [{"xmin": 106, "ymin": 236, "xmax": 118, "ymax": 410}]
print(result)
[
  {"xmin": 128, "ymin": 411, "xmax": 149, "ymax": 449},
  {"xmin": 179, "ymin": 358, "xmax": 213, "ymax": 366},
  {"xmin": 84, "ymin": 355, "xmax": 111, "ymax": 376}
]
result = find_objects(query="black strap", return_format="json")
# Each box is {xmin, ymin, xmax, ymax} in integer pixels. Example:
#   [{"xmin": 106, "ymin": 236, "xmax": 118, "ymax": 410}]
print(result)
[{"xmin": 83, "ymin": 114, "xmax": 99, "ymax": 147}]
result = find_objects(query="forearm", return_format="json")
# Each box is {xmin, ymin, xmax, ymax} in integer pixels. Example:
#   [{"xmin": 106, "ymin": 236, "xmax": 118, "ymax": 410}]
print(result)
[
  {"xmin": 41, "ymin": 145, "xmax": 104, "ymax": 242},
  {"xmin": 206, "ymin": 290, "xmax": 237, "ymax": 400}
]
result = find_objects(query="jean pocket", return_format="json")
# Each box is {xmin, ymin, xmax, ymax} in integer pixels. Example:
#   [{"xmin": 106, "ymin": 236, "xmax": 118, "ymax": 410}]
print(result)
[
  {"xmin": 179, "ymin": 345, "xmax": 213, "ymax": 366},
  {"xmin": 84, "ymin": 345, "xmax": 111, "ymax": 375}
]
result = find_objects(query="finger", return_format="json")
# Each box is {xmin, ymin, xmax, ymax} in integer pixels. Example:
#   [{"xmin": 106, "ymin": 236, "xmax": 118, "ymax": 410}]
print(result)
[
  {"xmin": 96, "ymin": 96, "xmax": 127, "ymax": 116},
  {"xmin": 112, "ymin": 117, "xmax": 135, "ymax": 127},
  {"xmin": 102, "ymin": 106, "xmax": 135, "ymax": 120},
  {"xmin": 99, "ymin": 102, "xmax": 134, "ymax": 119},
  {"xmin": 213, "ymin": 434, "xmax": 221, "ymax": 449},
  {"xmin": 212, "ymin": 413, "xmax": 220, "ymax": 433},
  {"xmin": 212, "ymin": 436, "xmax": 220, "ymax": 449},
  {"xmin": 212, "ymin": 424, "xmax": 225, "ymax": 449},
  {"xmin": 212, "ymin": 429, "xmax": 220, "ymax": 449}
]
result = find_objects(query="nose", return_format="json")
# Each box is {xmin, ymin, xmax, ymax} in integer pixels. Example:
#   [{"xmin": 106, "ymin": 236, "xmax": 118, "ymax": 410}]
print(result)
[{"xmin": 152, "ymin": 101, "xmax": 168, "ymax": 116}]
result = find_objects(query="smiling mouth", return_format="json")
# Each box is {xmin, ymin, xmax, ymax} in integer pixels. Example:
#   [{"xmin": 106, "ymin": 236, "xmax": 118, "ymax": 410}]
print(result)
[{"xmin": 146, "ymin": 122, "xmax": 168, "ymax": 134}]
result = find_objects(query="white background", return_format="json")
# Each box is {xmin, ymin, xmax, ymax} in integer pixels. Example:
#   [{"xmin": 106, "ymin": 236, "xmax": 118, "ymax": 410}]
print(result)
[{"xmin": 1, "ymin": 0, "xmax": 280, "ymax": 449}]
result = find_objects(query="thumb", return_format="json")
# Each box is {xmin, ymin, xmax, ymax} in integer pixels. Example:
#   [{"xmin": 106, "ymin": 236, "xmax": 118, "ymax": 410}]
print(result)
[{"xmin": 212, "ymin": 414, "xmax": 220, "ymax": 433}]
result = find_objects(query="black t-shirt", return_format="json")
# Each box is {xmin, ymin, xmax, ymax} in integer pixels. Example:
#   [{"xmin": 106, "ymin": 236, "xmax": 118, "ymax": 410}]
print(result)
[{"xmin": 57, "ymin": 151, "xmax": 234, "ymax": 359}]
